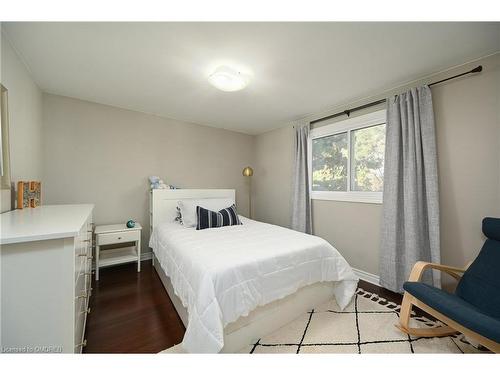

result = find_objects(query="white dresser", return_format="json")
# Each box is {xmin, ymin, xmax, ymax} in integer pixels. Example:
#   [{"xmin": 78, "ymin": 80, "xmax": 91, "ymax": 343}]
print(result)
[{"xmin": 0, "ymin": 204, "xmax": 94, "ymax": 353}]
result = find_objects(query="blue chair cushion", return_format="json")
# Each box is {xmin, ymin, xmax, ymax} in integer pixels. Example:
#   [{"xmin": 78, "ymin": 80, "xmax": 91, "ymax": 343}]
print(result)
[
  {"xmin": 482, "ymin": 217, "xmax": 500, "ymax": 242},
  {"xmin": 455, "ymin": 237, "xmax": 500, "ymax": 319},
  {"xmin": 403, "ymin": 281, "xmax": 500, "ymax": 343}
]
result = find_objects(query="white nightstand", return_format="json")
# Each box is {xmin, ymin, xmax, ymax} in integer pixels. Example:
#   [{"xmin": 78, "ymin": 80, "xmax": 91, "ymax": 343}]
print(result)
[{"xmin": 94, "ymin": 223, "xmax": 142, "ymax": 281}]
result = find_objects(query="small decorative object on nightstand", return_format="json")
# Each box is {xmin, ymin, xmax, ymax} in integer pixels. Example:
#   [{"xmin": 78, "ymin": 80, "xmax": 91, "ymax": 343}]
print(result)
[{"xmin": 94, "ymin": 223, "xmax": 142, "ymax": 281}]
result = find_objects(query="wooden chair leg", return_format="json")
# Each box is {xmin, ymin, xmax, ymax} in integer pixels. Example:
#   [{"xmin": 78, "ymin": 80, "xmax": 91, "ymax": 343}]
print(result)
[
  {"xmin": 395, "ymin": 292, "xmax": 458, "ymax": 337},
  {"xmin": 398, "ymin": 324, "xmax": 458, "ymax": 337},
  {"xmin": 397, "ymin": 292, "xmax": 413, "ymax": 331}
]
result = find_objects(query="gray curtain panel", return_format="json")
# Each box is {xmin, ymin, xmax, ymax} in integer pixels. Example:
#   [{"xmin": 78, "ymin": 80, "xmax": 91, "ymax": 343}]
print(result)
[
  {"xmin": 379, "ymin": 86, "xmax": 440, "ymax": 293},
  {"xmin": 291, "ymin": 123, "xmax": 312, "ymax": 234}
]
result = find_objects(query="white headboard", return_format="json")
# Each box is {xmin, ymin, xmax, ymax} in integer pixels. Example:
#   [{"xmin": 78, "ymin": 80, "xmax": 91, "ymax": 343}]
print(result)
[{"xmin": 149, "ymin": 189, "xmax": 236, "ymax": 234}]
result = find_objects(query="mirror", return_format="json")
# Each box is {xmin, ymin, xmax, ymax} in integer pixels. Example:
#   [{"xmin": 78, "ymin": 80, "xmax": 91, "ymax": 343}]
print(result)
[{"xmin": 1, "ymin": 84, "xmax": 12, "ymax": 212}]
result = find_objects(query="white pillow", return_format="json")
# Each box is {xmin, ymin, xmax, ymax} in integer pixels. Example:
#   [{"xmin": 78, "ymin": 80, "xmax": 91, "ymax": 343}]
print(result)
[{"xmin": 178, "ymin": 198, "xmax": 235, "ymax": 228}]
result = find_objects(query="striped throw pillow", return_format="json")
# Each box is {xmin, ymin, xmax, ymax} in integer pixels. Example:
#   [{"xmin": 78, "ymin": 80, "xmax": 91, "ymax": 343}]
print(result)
[{"xmin": 196, "ymin": 204, "xmax": 242, "ymax": 230}]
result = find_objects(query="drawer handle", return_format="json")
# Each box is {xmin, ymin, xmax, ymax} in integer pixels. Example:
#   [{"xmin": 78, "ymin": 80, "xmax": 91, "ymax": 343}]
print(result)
[
  {"xmin": 76, "ymin": 293, "xmax": 88, "ymax": 299},
  {"xmin": 76, "ymin": 339, "xmax": 87, "ymax": 348},
  {"xmin": 117, "ymin": 237, "xmax": 122, "ymax": 240},
  {"xmin": 83, "ymin": 239, "xmax": 91, "ymax": 243},
  {"xmin": 80, "ymin": 307, "xmax": 91, "ymax": 315}
]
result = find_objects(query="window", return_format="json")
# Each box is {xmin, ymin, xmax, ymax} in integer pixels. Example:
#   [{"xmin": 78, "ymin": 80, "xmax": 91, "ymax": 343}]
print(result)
[{"xmin": 309, "ymin": 110, "xmax": 386, "ymax": 203}]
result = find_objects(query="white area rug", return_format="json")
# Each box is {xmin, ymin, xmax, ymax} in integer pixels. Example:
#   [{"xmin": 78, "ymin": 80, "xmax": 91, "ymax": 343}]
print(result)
[{"xmin": 161, "ymin": 288, "xmax": 484, "ymax": 354}]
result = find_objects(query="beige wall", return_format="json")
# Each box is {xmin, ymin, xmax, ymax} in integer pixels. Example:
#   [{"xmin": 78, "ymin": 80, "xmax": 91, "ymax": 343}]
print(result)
[
  {"xmin": 4, "ymin": 32, "xmax": 499, "ymax": 280},
  {"xmin": 254, "ymin": 125, "xmax": 294, "ymax": 228},
  {"xmin": 1, "ymin": 31, "xmax": 43, "ymax": 211},
  {"xmin": 42, "ymin": 94, "xmax": 254, "ymax": 255},
  {"xmin": 434, "ymin": 54, "xmax": 500, "ymax": 272},
  {"xmin": 254, "ymin": 53, "xmax": 500, "ymax": 277}
]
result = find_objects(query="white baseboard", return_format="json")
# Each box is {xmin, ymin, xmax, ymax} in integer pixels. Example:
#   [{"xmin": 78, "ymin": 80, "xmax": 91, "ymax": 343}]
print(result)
[
  {"xmin": 352, "ymin": 268, "xmax": 380, "ymax": 286},
  {"xmin": 141, "ymin": 251, "xmax": 153, "ymax": 261}
]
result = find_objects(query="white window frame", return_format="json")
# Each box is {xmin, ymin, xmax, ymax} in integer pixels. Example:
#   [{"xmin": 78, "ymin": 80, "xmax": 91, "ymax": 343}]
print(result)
[{"xmin": 309, "ymin": 109, "xmax": 386, "ymax": 204}]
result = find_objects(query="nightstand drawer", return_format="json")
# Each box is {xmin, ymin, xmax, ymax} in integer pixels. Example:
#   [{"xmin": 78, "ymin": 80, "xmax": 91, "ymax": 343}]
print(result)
[{"xmin": 97, "ymin": 230, "xmax": 139, "ymax": 246}]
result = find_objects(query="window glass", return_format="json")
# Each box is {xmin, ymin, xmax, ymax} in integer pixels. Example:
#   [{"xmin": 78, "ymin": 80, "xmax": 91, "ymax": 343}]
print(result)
[
  {"xmin": 351, "ymin": 124, "xmax": 385, "ymax": 192},
  {"xmin": 312, "ymin": 132, "xmax": 348, "ymax": 191}
]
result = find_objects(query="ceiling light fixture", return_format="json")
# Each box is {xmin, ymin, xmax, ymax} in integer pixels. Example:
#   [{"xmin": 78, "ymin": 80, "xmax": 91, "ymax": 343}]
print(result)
[{"xmin": 208, "ymin": 66, "xmax": 249, "ymax": 92}]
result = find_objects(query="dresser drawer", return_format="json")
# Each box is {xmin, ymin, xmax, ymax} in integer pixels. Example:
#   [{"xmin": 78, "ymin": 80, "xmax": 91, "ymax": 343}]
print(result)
[
  {"xmin": 85, "ymin": 272, "xmax": 92, "ymax": 296},
  {"xmin": 74, "ymin": 295, "xmax": 88, "ymax": 352},
  {"xmin": 77, "ymin": 243, "xmax": 92, "ymax": 270},
  {"xmin": 97, "ymin": 230, "xmax": 139, "ymax": 246},
  {"xmin": 75, "ymin": 253, "xmax": 85, "ymax": 276},
  {"xmin": 74, "ymin": 225, "xmax": 92, "ymax": 280},
  {"xmin": 75, "ymin": 252, "xmax": 91, "ymax": 280},
  {"xmin": 74, "ymin": 272, "xmax": 89, "ymax": 352},
  {"xmin": 75, "ymin": 272, "xmax": 87, "ymax": 298}
]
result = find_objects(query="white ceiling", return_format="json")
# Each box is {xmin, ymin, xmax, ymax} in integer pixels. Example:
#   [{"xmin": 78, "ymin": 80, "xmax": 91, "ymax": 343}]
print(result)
[{"xmin": 3, "ymin": 22, "xmax": 500, "ymax": 134}]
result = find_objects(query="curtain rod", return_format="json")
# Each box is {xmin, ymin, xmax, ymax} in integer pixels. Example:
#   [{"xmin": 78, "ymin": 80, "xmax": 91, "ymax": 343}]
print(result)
[{"xmin": 309, "ymin": 65, "xmax": 483, "ymax": 125}]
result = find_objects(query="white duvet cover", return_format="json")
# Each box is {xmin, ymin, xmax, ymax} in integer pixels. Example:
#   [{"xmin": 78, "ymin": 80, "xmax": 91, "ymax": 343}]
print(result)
[{"xmin": 149, "ymin": 217, "xmax": 358, "ymax": 353}]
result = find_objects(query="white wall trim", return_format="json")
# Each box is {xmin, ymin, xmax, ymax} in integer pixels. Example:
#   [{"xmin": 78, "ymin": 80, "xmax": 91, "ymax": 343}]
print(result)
[
  {"xmin": 141, "ymin": 251, "xmax": 153, "ymax": 261},
  {"xmin": 311, "ymin": 191, "xmax": 382, "ymax": 204},
  {"xmin": 310, "ymin": 109, "xmax": 386, "ymax": 137},
  {"xmin": 352, "ymin": 268, "xmax": 380, "ymax": 286}
]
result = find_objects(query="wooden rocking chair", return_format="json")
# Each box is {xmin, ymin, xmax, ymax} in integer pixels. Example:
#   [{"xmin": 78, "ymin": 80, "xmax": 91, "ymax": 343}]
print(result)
[{"xmin": 396, "ymin": 217, "xmax": 500, "ymax": 353}]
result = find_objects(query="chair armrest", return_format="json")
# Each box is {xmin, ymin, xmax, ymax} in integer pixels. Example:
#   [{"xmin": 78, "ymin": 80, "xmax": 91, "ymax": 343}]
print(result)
[{"xmin": 407, "ymin": 261, "xmax": 467, "ymax": 282}]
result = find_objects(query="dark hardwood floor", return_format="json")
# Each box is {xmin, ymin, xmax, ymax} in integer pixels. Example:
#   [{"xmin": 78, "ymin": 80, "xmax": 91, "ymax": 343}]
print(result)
[
  {"xmin": 358, "ymin": 279, "xmax": 404, "ymax": 303},
  {"xmin": 84, "ymin": 262, "xmax": 427, "ymax": 353},
  {"xmin": 84, "ymin": 261, "xmax": 185, "ymax": 353},
  {"xmin": 358, "ymin": 279, "xmax": 436, "ymax": 321}
]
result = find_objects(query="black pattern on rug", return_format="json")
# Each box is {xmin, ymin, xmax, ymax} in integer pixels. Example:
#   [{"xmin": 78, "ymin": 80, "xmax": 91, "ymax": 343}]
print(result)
[{"xmin": 247, "ymin": 288, "xmax": 483, "ymax": 354}]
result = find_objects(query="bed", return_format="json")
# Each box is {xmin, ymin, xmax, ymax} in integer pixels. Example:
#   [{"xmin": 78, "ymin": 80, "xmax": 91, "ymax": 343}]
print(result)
[{"xmin": 148, "ymin": 189, "xmax": 358, "ymax": 353}]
